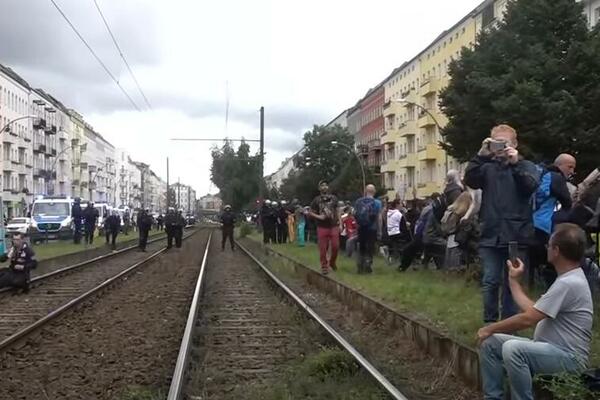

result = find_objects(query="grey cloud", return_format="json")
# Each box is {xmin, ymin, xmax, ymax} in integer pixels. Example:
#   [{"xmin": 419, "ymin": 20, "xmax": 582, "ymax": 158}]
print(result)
[{"xmin": 0, "ymin": 1, "xmax": 160, "ymax": 86}]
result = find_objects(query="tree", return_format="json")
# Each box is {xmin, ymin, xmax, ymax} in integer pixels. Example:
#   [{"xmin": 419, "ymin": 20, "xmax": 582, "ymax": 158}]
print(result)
[
  {"xmin": 439, "ymin": 0, "xmax": 600, "ymax": 177},
  {"xmin": 279, "ymin": 124, "xmax": 376, "ymax": 205},
  {"xmin": 210, "ymin": 139, "xmax": 262, "ymax": 211}
]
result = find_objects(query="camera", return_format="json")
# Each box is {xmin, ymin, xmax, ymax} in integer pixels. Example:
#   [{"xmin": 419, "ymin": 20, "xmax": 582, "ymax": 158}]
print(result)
[{"xmin": 488, "ymin": 140, "xmax": 507, "ymax": 153}]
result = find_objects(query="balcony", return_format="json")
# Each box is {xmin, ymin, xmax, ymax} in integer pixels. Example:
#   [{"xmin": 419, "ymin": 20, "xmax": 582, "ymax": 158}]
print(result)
[
  {"xmin": 418, "ymin": 143, "xmax": 439, "ymax": 161},
  {"xmin": 417, "ymin": 182, "xmax": 441, "ymax": 198},
  {"xmin": 368, "ymin": 139, "xmax": 382, "ymax": 152},
  {"xmin": 33, "ymin": 142, "xmax": 46, "ymax": 153},
  {"xmin": 80, "ymin": 162, "xmax": 88, "ymax": 169},
  {"xmin": 89, "ymin": 165, "xmax": 97, "ymax": 173},
  {"xmin": 44, "ymin": 125, "xmax": 57, "ymax": 135},
  {"xmin": 24, "ymin": 135, "xmax": 32, "ymax": 142},
  {"xmin": 72, "ymin": 179, "xmax": 80, "ymax": 185},
  {"xmin": 25, "ymin": 158, "xmax": 33, "ymax": 168},
  {"xmin": 398, "ymin": 153, "xmax": 418, "ymax": 168},
  {"xmin": 357, "ymin": 144, "xmax": 369, "ymax": 155},
  {"xmin": 381, "ymin": 159, "xmax": 400, "ymax": 173},
  {"xmin": 418, "ymin": 112, "xmax": 437, "ymax": 128},
  {"xmin": 33, "ymin": 118, "xmax": 47, "ymax": 130},
  {"xmin": 2, "ymin": 160, "xmax": 14, "ymax": 172},
  {"xmin": 420, "ymin": 78, "xmax": 440, "ymax": 96},
  {"xmin": 399, "ymin": 120, "xmax": 418, "ymax": 137}
]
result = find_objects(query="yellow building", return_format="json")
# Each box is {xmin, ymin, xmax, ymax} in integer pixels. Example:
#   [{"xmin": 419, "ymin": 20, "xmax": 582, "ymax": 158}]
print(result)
[{"xmin": 381, "ymin": 0, "xmax": 508, "ymax": 200}]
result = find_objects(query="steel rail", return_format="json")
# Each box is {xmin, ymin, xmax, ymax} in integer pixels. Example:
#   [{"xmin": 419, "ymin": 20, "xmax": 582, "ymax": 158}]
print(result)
[
  {"xmin": 166, "ymin": 231, "xmax": 212, "ymax": 400},
  {"xmin": 0, "ymin": 230, "xmax": 199, "ymax": 352},
  {"xmin": 235, "ymin": 241, "xmax": 410, "ymax": 400}
]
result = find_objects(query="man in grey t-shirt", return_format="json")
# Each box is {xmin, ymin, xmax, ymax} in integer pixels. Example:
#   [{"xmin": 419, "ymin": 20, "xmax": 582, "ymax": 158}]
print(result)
[{"xmin": 477, "ymin": 223, "xmax": 593, "ymax": 400}]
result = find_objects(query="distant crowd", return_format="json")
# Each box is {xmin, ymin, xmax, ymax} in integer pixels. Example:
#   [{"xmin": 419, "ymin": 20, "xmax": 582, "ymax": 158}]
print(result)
[{"xmin": 246, "ymin": 124, "xmax": 600, "ymax": 400}]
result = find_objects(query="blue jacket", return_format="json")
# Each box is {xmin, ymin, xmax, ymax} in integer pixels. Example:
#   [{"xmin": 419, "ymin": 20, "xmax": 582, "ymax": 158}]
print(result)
[
  {"xmin": 464, "ymin": 155, "xmax": 540, "ymax": 247},
  {"xmin": 533, "ymin": 166, "xmax": 572, "ymax": 235}
]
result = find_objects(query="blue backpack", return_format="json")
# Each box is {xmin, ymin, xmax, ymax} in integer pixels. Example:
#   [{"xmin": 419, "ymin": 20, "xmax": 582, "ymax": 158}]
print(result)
[{"xmin": 354, "ymin": 197, "xmax": 378, "ymax": 227}]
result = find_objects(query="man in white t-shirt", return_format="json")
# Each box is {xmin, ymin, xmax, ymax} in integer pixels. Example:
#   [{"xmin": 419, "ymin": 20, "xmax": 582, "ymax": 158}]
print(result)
[{"xmin": 477, "ymin": 223, "xmax": 593, "ymax": 400}]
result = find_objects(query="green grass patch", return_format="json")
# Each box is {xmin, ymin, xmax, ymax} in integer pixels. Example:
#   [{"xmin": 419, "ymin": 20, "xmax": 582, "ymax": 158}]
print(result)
[
  {"xmin": 235, "ymin": 348, "xmax": 386, "ymax": 400},
  {"xmin": 119, "ymin": 387, "xmax": 165, "ymax": 400},
  {"xmin": 31, "ymin": 229, "xmax": 165, "ymax": 261},
  {"xmin": 247, "ymin": 232, "xmax": 600, "ymax": 365}
]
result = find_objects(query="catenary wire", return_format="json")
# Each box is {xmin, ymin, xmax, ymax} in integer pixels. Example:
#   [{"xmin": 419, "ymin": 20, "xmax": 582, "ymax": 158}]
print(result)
[
  {"xmin": 92, "ymin": 0, "xmax": 152, "ymax": 110},
  {"xmin": 48, "ymin": 0, "xmax": 142, "ymax": 112}
]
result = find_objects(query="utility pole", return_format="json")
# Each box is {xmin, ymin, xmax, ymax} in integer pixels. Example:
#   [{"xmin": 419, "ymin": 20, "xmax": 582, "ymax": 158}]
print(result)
[
  {"xmin": 187, "ymin": 186, "xmax": 190, "ymax": 215},
  {"xmin": 166, "ymin": 157, "xmax": 170, "ymax": 210},
  {"xmin": 259, "ymin": 106, "xmax": 264, "ymax": 201},
  {"xmin": 177, "ymin": 177, "xmax": 180, "ymax": 210}
]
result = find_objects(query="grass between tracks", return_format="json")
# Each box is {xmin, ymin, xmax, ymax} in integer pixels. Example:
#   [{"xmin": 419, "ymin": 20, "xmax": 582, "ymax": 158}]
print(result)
[
  {"xmin": 29, "ymin": 229, "xmax": 165, "ymax": 261},
  {"xmin": 246, "ymin": 232, "xmax": 600, "ymax": 365}
]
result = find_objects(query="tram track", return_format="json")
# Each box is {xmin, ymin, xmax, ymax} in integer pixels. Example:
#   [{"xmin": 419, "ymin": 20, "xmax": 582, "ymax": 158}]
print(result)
[
  {"xmin": 167, "ymin": 235, "xmax": 409, "ymax": 400},
  {"xmin": 0, "ymin": 229, "xmax": 198, "ymax": 352}
]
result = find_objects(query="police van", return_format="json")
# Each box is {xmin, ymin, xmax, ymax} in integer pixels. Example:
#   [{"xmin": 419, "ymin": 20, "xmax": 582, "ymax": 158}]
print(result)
[{"xmin": 30, "ymin": 196, "xmax": 76, "ymax": 242}]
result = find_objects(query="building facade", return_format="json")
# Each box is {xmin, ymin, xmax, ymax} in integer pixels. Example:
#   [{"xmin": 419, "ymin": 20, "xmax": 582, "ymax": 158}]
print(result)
[
  {"xmin": 580, "ymin": 0, "xmax": 600, "ymax": 26},
  {"xmin": 325, "ymin": 109, "xmax": 349, "ymax": 128},
  {"xmin": 198, "ymin": 194, "xmax": 222, "ymax": 212},
  {"xmin": 172, "ymin": 182, "xmax": 196, "ymax": 214},
  {"xmin": 0, "ymin": 62, "xmax": 182, "ymax": 219}
]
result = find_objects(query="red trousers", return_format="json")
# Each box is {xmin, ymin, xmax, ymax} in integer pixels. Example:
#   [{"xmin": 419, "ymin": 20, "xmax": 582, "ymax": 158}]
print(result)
[{"xmin": 317, "ymin": 226, "xmax": 339, "ymax": 271}]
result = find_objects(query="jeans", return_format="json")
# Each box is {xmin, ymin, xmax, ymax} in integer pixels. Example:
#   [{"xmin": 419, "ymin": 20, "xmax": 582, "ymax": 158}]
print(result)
[
  {"xmin": 357, "ymin": 226, "xmax": 376, "ymax": 273},
  {"xmin": 346, "ymin": 234, "xmax": 358, "ymax": 257},
  {"xmin": 479, "ymin": 247, "xmax": 529, "ymax": 323},
  {"xmin": 222, "ymin": 227, "xmax": 234, "ymax": 250},
  {"xmin": 480, "ymin": 334, "xmax": 585, "ymax": 400},
  {"xmin": 317, "ymin": 226, "xmax": 339, "ymax": 271}
]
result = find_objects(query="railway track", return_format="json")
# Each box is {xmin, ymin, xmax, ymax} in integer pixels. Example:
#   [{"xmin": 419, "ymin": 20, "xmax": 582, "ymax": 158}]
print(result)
[
  {"xmin": 167, "ymin": 235, "xmax": 409, "ymax": 400},
  {"xmin": 0, "ymin": 229, "xmax": 198, "ymax": 352}
]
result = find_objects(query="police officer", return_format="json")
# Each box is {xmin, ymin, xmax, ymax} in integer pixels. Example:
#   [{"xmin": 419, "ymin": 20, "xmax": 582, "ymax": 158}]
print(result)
[
  {"xmin": 83, "ymin": 202, "xmax": 99, "ymax": 245},
  {"xmin": 260, "ymin": 200, "xmax": 272, "ymax": 244},
  {"xmin": 174, "ymin": 209, "xmax": 186, "ymax": 248},
  {"xmin": 157, "ymin": 213, "xmax": 164, "ymax": 231},
  {"xmin": 137, "ymin": 208, "xmax": 152, "ymax": 252},
  {"xmin": 71, "ymin": 198, "xmax": 83, "ymax": 244},
  {"xmin": 0, "ymin": 233, "xmax": 37, "ymax": 292},
  {"xmin": 164, "ymin": 207, "xmax": 176, "ymax": 249},
  {"xmin": 104, "ymin": 210, "xmax": 121, "ymax": 251},
  {"xmin": 220, "ymin": 205, "xmax": 236, "ymax": 251}
]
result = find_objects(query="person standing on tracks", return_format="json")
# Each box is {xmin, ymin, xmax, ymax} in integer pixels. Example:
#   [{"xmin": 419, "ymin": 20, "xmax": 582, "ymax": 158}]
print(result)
[
  {"xmin": 308, "ymin": 180, "xmax": 340, "ymax": 275},
  {"xmin": 157, "ymin": 213, "xmax": 164, "ymax": 231},
  {"xmin": 220, "ymin": 205, "xmax": 236, "ymax": 251},
  {"xmin": 104, "ymin": 210, "xmax": 121, "ymax": 251},
  {"xmin": 82, "ymin": 202, "xmax": 99, "ymax": 245},
  {"xmin": 137, "ymin": 208, "xmax": 153, "ymax": 252},
  {"xmin": 174, "ymin": 209, "xmax": 186, "ymax": 248},
  {"xmin": 0, "ymin": 233, "xmax": 38, "ymax": 292},
  {"xmin": 164, "ymin": 207, "xmax": 176, "ymax": 249},
  {"xmin": 71, "ymin": 198, "xmax": 83, "ymax": 244}
]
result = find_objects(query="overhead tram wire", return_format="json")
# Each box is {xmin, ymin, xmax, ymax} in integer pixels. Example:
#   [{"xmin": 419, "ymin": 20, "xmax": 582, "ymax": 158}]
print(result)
[
  {"xmin": 93, "ymin": 0, "xmax": 152, "ymax": 110},
  {"xmin": 48, "ymin": 0, "xmax": 142, "ymax": 112}
]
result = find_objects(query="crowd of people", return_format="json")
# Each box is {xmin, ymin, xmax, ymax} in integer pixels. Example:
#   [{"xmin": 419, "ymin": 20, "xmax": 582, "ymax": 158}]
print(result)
[{"xmin": 252, "ymin": 124, "xmax": 600, "ymax": 399}]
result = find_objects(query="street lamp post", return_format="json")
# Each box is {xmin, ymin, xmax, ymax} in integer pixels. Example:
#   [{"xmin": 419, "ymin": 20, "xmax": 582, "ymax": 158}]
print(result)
[
  {"xmin": 0, "ymin": 115, "xmax": 40, "ymax": 135},
  {"xmin": 331, "ymin": 141, "xmax": 366, "ymax": 195},
  {"xmin": 393, "ymin": 98, "xmax": 449, "ymax": 174}
]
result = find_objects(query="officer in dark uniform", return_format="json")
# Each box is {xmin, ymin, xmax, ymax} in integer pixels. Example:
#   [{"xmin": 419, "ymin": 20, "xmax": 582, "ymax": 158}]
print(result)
[
  {"xmin": 0, "ymin": 233, "xmax": 38, "ymax": 292},
  {"xmin": 157, "ymin": 214, "xmax": 164, "ymax": 231},
  {"xmin": 104, "ymin": 210, "xmax": 121, "ymax": 250},
  {"xmin": 137, "ymin": 208, "xmax": 152, "ymax": 252},
  {"xmin": 83, "ymin": 202, "xmax": 99, "ymax": 245},
  {"xmin": 71, "ymin": 198, "xmax": 83, "ymax": 244},
  {"xmin": 164, "ymin": 207, "xmax": 176, "ymax": 249},
  {"xmin": 220, "ymin": 205, "xmax": 236, "ymax": 251},
  {"xmin": 174, "ymin": 209, "xmax": 186, "ymax": 248}
]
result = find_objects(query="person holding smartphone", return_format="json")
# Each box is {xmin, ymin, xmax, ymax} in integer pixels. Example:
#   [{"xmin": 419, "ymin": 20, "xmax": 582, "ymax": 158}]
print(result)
[
  {"xmin": 465, "ymin": 124, "xmax": 540, "ymax": 324},
  {"xmin": 478, "ymin": 223, "xmax": 593, "ymax": 400},
  {"xmin": 0, "ymin": 233, "xmax": 38, "ymax": 292}
]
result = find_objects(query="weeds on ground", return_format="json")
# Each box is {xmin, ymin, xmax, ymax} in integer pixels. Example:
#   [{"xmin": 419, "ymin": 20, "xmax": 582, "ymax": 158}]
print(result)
[
  {"xmin": 119, "ymin": 387, "xmax": 165, "ymax": 400},
  {"xmin": 237, "ymin": 349, "xmax": 388, "ymax": 400},
  {"xmin": 535, "ymin": 373, "xmax": 600, "ymax": 400},
  {"xmin": 238, "ymin": 222, "xmax": 254, "ymax": 238}
]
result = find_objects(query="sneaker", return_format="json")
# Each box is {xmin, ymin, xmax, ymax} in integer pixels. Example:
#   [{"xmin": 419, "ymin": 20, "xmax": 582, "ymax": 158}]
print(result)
[{"xmin": 321, "ymin": 268, "xmax": 329, "ymax": 275}]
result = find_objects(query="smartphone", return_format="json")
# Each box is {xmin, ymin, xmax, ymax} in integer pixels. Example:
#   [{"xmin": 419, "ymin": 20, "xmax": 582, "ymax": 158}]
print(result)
[
  {"xmin": 489, "ymin": 140, "xmax": 507, "ymax": 153},
  {"xmin": 508, "ymin": 241, "xmax": 519, "ymax": 265}
]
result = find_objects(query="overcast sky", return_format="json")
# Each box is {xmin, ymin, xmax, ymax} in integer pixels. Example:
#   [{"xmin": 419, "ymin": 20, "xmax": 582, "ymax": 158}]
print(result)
[{"xmin": 0, "ymin": 0, "xmax": 485, "ymax": 195}]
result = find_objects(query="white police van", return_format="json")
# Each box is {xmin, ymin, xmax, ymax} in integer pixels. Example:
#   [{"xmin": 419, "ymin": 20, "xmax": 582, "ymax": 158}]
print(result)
[{"xmin": 30, "ymin": 196, "xmax": 75, "ymax": 242}]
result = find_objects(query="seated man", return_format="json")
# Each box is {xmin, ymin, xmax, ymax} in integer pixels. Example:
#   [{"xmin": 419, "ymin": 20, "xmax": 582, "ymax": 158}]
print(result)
[
  {"xmin": 0, "ymin": 233, "xmax": 38, "ymax": 292},
  {"xmin": 478, "ymin": 223, "xmax": 593, "ymax": 400}
]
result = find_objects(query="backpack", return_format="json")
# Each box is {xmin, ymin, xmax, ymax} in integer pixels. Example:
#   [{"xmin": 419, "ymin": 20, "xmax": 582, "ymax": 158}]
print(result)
[
  {"xmin": 354, "ymin": 197, "xmax": 378, "ymax": 228},
  {"xmin": 431, "ymin": 194, "xmax": 448, "ymax": 222},
  {"xmin": 414, "ymin": 208, "xmax": 432, "ymax": 239}
]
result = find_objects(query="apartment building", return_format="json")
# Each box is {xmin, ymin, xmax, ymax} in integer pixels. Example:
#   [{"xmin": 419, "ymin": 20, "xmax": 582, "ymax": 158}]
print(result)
[
  {"xmin": 581, "ymin": 0, "xmax": 600, "ymax": 26},
  {"xmin": 379, "ymin": 0, "xmax": 510, "ymax": 200},
  {"xmin": 172, "ymin": 181, "xmax": 196, "ymax": 214},
  {"xmin": 347, "ymin": 85, "xmax": 385, "ymax": 184}
]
